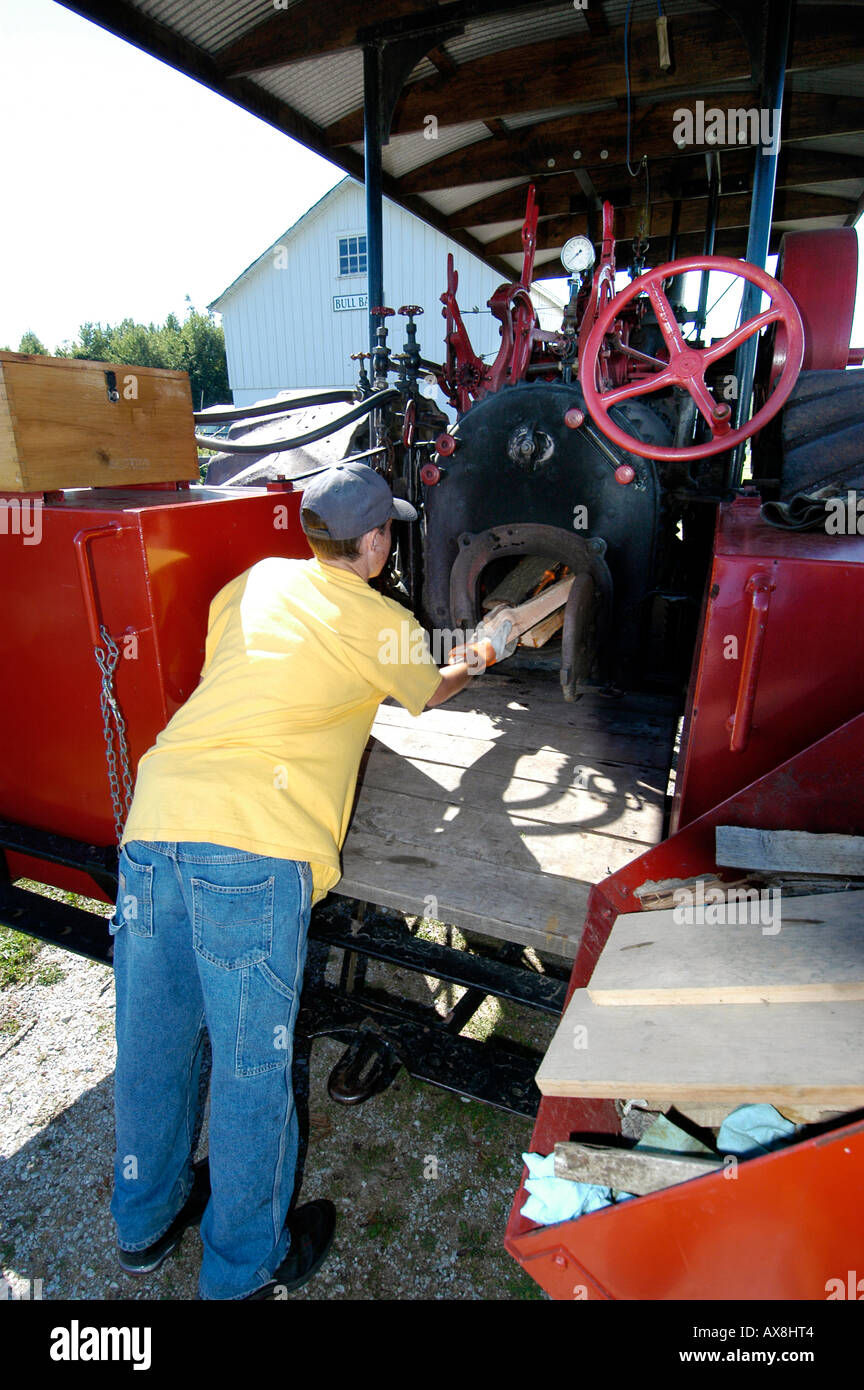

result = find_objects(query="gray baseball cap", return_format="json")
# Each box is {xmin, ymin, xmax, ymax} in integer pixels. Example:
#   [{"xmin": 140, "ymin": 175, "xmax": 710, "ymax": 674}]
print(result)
[{"xmin": 300, "ymin": 461, "xmax": 416, "ymax": 540}]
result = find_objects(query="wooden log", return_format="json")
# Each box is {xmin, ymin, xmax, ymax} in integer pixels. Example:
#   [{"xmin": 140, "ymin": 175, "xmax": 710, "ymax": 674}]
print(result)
[
  {"xmin": 481, "ymin": 555, "xmax": 558, "ymax": 610},
  {"xmin": 518, "ymin": 609, "xmax": 565, "ymax": 649},
  {"xmin": 553, "ymin": 1140, "xmax": 723, "ymax": 1194},
  {"xmin": 716, "ymin": 827, "xmax": 864, "ymax": 877}
]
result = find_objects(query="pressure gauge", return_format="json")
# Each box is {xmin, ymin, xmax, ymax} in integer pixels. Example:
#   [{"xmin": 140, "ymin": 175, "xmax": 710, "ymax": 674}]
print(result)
[{"xmin": 561, "ymin": 235, "xmax": 596, "ymax": 274}]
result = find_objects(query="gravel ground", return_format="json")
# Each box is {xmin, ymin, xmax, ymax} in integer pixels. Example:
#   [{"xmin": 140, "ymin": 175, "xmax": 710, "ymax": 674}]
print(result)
[{"xmin": 0, "ymin": 901, "xmax": 553, "ymax": 1302}]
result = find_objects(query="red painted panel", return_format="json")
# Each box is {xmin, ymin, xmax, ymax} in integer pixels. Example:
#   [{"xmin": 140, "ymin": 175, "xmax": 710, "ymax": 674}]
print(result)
[
  {"xmin": 0, "ymin": 486, "xmax": 308, "ymax": 891},
  {"xmin": 672, "ymin": 497, "xmax": 864, "ymax": 831},
  {"xmin": 508, "ymin": 1118, "xmax": 864, "ymax": 1301},
  {"xmin": 505, "ymin": 713, "xmax": 864, "ymax": 1299}
]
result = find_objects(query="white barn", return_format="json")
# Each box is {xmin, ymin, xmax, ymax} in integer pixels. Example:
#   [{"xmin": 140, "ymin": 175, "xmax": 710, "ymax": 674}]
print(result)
[{"xmin": 209, "ymin": 177, "xmax": 563, "ymax": 409}]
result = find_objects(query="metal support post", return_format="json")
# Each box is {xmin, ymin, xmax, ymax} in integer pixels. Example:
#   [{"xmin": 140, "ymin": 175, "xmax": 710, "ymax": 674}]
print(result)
[
  {"xmin": 729, "ymin": 0, "xmax": 792, "ymax": 488},
  {"xmin": 363, "ymin": 43, "xmax": 386, "ymax": 359}
]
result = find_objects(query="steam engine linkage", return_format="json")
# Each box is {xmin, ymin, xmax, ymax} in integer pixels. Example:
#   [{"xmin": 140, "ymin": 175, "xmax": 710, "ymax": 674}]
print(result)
[{"xmin": 343, "ymin": 186, "xmax": 806, "ymax": 701}]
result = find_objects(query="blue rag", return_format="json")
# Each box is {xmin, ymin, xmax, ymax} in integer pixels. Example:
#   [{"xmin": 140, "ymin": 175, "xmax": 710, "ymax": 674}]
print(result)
[
  {"xmin": 520, "ymin": 1151, "xmax": 619, "ymax": 1225},
  {"xmin": 717, "ymin": 1103, "xmax": 796, "ymax": 1156},
  {"xmin": 520, "ymin": 1104, "xmax": 796, "ymax": 1226}
]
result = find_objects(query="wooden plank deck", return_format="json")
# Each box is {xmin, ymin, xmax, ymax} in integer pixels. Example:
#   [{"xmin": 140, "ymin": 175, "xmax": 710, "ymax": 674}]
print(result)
[{"xmin": 338, "ymin": 670, "xmax": 681, "ymax": 958}]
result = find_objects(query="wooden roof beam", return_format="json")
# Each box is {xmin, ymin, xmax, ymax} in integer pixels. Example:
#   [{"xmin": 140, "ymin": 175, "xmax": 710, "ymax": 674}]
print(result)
[
  {"xmin": 401, "ymin": 92, "xmax": 864, "ymax": 194},
  {"xmin": 482, "ymin": 190, "xmax": 857, "ymax": 255},
  {"xmin": 326, "ymin": 5, "xmax": 864, "ymax": 145},
  {"xmin": 328, "ymin": 14, "xmax": 752, "ymax": 145},
  {"xmin": 216, "ymin": 0, "xmax": 567, "ymax": 77},
  {"xmin": 449, "ymin": 147, "xmax": 860, "ymax": 228},
  {"xmin": 215, "ymin": 1, "xmax": 426, "ymax": 76},
  {"xmin": 641, "ymin": 227, "xmax": 784, "ymax": 260}
]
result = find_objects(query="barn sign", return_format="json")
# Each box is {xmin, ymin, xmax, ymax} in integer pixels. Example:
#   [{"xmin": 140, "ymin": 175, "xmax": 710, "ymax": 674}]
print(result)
[{"xmin": 333, "ymin": 293, "xmax": 368, "ymax": 312}]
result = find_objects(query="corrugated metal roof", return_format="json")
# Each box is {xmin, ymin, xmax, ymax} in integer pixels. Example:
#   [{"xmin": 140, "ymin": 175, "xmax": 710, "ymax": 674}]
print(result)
[
  {"xmin": 436, "ymin": 2, "xmax": 590, "ymax": 66},
  {"xmin": 136, "ymin": 0, "xmax": 297, "ymax": 53},
  {"xmin": 423, "ymin": 178, "xmax": 530, "ymax": 215},
  {"xmin": 603, "ymin": 0, "xmax": 714, "ymax": 21},
  {"xmin": 465, "ymin": 218, "xmax": 524, "ymax": 241},
  {"xmin": 382, "ymin": 121, "xmax": 494, "ymax": 180},
  {"xmin": 57, "ymin": 0, "xmax": 864, "ymax": 275},
  {"xmin": 254, "ymin": 48, "xmax": 364, "ymax": 128}
]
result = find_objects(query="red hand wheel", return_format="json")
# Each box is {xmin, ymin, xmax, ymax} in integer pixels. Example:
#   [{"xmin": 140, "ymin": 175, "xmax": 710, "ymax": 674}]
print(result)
[{"xmin": 579, "ymin": 255, "xmax": 804, "ymax": 462}]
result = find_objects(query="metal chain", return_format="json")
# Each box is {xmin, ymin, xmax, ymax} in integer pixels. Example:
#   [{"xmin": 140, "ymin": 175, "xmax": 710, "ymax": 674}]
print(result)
[{"xmin": 94, "ymin": 624, "xmax": 135, "ymax": 843}]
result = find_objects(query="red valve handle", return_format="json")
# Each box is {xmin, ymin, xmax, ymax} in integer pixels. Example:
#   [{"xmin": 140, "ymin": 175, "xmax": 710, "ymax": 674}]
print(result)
[
  {"xmin": 726, "ymin": 572, "xmax": 774, "ymax": 753},
  {"xmin": 578, "ymin": 255, "xmax": 804, "ymax": 463},
  {"xmin": 370, "ymin": 305, "xmax": 395, "ymax": 317},
  {"xmin": 435, "ymin": 432, "xmax": 457, "ymax": 457},
  {"xmin": 399, "ymin": 305, "xmax": 424, "ymax": 316},
  {"xmin": 420, "ymin": 461, "xmax": 441, "ymax": 486}
]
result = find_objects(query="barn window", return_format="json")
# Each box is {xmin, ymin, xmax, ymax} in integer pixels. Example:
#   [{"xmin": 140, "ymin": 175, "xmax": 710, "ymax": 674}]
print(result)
[{"xmin": 338, "ymin": 234, "xmax": 367, "ymax": 276}]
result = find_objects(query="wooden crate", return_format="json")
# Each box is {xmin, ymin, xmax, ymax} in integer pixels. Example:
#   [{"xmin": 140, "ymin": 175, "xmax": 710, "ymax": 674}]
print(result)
[{"xmin": 0, "ymin": 352, "xmax": 199, "ymax": 491}]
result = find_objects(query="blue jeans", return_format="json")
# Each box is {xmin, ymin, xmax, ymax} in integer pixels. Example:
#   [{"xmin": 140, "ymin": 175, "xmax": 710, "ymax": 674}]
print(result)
[{"xmin": 109, "ymin": 840, "xmax": 313, "ymax": 1300}]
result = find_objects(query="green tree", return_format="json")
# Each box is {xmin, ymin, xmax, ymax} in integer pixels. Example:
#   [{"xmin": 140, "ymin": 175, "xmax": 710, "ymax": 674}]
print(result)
[
  {"xmin": 17, "ymin": 330, "xmax": 48, "ymax": 355},
  {"xmin": 57, "ymin": 303, "xmax": 229, "ymax": 408}
]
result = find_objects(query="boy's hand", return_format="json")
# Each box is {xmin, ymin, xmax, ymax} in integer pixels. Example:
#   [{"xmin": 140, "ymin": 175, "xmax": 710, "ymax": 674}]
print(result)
[{"xmin": 447, "ymin": 612, "xmax": 516, "ymax": 671}]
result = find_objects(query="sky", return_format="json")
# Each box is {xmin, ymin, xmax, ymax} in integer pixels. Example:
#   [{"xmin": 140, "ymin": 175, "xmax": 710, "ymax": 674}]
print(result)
[
  {"xmin": 0, "ymin": 0, "xmax": 862, "ymax": 356},
  {"xmin": 0, "ymin": 0, "xmax": 343, "ymax": 351}
]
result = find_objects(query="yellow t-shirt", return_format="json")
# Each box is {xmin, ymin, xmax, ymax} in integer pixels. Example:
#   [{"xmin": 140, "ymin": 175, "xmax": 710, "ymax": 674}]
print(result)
[{"xmin": 121, "ymin": 556, "xmax": 442, "ymax": 902}]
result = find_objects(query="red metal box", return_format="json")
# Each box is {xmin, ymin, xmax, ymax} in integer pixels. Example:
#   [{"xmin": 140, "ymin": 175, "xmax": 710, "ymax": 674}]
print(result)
[{"xmin": 0, "ymin": 484, "xmax": 308, "ymax": 900}]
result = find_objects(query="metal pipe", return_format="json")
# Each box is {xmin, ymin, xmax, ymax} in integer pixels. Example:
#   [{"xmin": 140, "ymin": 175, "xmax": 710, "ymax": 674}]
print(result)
[
  {"xmin": 364, "ymin": 43, "xmax": 385, "ymax": 358},
  {"xmin": 194, "ymin": 390, "xmax": 355, "ymax": 425},
  {"xmin": 194, "ymin": 388, "xmax": 399, "ymax": 453},
  {"xmin": 667, "ymin": 198, "xmax": 682, "ymax": 262},
  {"xmin": 695, "ymin": 154, "xmax": 721, "ymax": 334},
  {"xmin": 207, "ymin": 446, "xmax": 388, "ymax": 490},
  {"xmin": 729, "ymin": 0, "xmax": 792, "ymax": 488}
]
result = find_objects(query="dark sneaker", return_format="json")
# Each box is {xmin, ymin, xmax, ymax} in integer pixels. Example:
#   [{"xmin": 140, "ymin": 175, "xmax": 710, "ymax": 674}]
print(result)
[
  {"xmin": 118, "ymin": 1158, "xmax": 210, "ymax": 1275},
  {"xmin": 243, "ymin": 1200, "xmax": 337, "ymax": 1300}
]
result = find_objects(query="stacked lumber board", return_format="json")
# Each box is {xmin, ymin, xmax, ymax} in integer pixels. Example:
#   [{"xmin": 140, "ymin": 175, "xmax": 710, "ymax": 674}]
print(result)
[
  {"xmin": 338, "ymin": 670, "xmax": 680, "ymax": 957},
  {"xmin": 536, "ymin": 846, "xmax": 864, "ymax": 1115},
  {"xmin": 586, "ymin": 888, "xmax": 864, "ymax": 1006}
]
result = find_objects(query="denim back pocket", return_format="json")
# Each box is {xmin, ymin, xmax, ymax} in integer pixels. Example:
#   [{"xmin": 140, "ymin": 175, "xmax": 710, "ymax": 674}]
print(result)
[
  {"xmin": 110, "ymin": 844, "xmax": 154, "ymax": 938},
  {"xmin": 191, "ymin": 877, "xmax": 275, "ymax": 969}
]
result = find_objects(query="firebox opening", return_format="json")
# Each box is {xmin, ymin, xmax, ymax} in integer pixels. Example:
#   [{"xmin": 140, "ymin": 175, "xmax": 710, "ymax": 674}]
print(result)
[{"xmin": 478, "ymin": 553, "xmax": 572, "ymax": 664}]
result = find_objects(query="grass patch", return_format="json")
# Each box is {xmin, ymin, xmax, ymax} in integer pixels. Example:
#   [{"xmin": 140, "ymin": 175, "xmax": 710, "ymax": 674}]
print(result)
[
  {"xmin": 503, "ymin": 1264, "xmax": 548, "ymax": 1300},
  {"xmin": 35, "ymin": 963, "xmax": 65, "ymax": 986},
  {"xmin": 364, "ymin": 1211, "xmax": 403, "ymax": 1242},
  {"xmin": 1, "ymin": 880, "xmax": 111, "ymax": 988},
  {"xmin": 456, "ymin": 1220, "xmax": 490, "ymax": 1258},
  {"xmin": 0, "ymin": 927, "xmax": 44, "ymax": 988}
]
